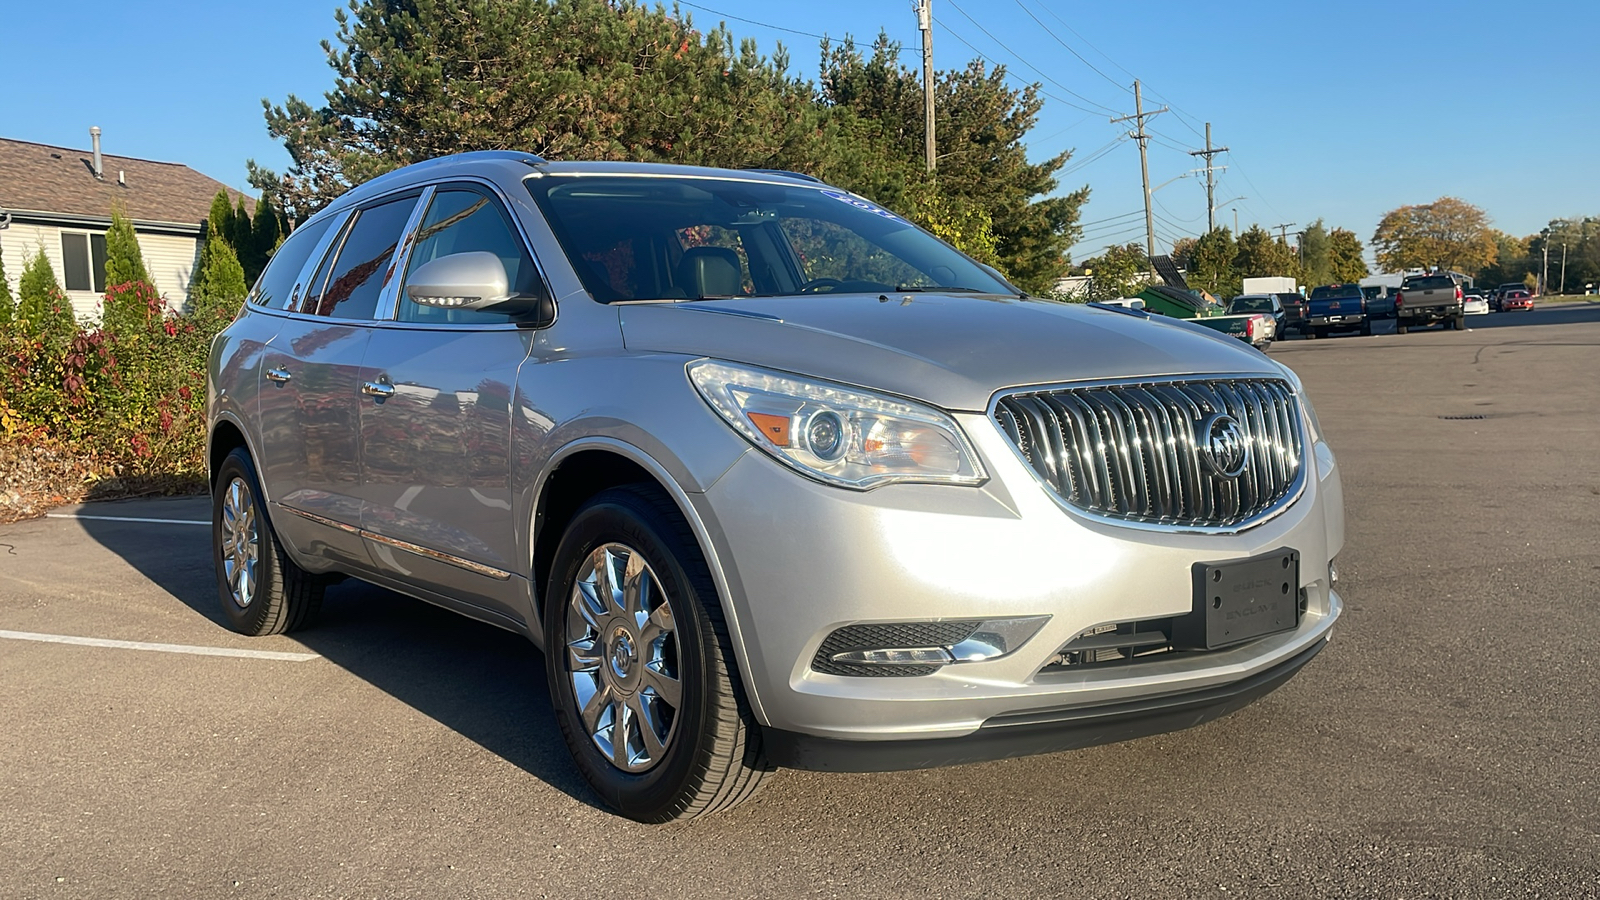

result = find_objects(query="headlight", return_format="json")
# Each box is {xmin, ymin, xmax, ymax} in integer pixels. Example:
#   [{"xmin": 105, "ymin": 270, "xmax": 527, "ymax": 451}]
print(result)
[
  {"xmin": 688, "ymin": 360, "xmax": 986, "ymax": 490},
  {"xmin": 1298, "ymin": 389, "xmax": 1326, "ymax": 444}
]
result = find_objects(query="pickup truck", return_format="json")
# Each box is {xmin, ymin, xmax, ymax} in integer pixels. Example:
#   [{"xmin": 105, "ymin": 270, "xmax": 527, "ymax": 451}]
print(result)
[
  {"xmin": 1191, "ymin": 309, "xmax": 1274, "ymax": 349},
  {"xmin": 1394, "ymin": 274, "xmax": 1464, "ymax": 333},
  {"xmin": 1305, "ymin": 283, "xmax": 1371, "ymax": 338}
]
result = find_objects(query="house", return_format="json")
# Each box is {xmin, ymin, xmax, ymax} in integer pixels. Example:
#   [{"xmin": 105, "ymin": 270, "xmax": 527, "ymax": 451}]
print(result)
[{"xmin": 0, "ymin": 129, "xmax": 252, "ymax": 319}]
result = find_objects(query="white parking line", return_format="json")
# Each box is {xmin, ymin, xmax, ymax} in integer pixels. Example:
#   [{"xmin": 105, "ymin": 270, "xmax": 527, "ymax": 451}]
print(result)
[
  {"xmin": 45, "ymin": 513, "xmax": 209, "ymax": 526},
  {"xmin": 0, "ymin": 630, "xmax": 320, "ymax": 662}
]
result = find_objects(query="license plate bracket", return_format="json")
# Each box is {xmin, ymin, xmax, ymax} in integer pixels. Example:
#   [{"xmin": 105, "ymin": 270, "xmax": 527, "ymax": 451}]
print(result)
[{"xmin": 1174, "ymin": 548, "xmax": 1300, "ymax": 650}]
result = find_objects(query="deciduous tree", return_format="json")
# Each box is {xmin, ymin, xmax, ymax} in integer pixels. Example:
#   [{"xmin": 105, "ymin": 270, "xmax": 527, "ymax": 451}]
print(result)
[
  {"xmin": 1371, "ymin": 197, "xmax": 1495, "ymax": 274},
  {"xmin": 1075, "ymin": 242, "xmax": 1149, "ymax": 303},
  {"xmin": 1298, "ymin": 219, "xmax": 1331, "ymax": 286},
  {"xmin": 1234, "ymin": 225, "xmax": 1302, "ymax": 282},
  {"xmin": 1187, "ymin": 227, "xmax": 1239, "ymax": 299},
  {"xmin": 1326, "ymin": 228, "xmax": 1369, "ymax": 283}
]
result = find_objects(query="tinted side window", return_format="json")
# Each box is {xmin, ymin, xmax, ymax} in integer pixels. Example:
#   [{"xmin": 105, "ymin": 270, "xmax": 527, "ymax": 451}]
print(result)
[
  {"xmin": 398, "ymin": 188, "xmax": 542, "ymax": 324},
  {"xmin": 250, "ymin": 216, "xmax": 335, "ymax": 309},
  {"xmin": 305, "ymin": 196, "xmax": 418, "ymax": 320}
]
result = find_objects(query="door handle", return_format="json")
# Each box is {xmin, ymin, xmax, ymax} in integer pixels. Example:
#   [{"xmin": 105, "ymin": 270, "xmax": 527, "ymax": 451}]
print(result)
[
  {"xmin": 361, "ymin": 381, "xmax": 396, "ymax": 398},
  {"xmin": 266, "ymin": 367, "xmax": 292, "ymax": 384}
]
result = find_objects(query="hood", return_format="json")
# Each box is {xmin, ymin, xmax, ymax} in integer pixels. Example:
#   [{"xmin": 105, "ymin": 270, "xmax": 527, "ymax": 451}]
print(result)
[{"xmin": 619, "ymin": 293, "xmax": 1282, "ymax": 411}]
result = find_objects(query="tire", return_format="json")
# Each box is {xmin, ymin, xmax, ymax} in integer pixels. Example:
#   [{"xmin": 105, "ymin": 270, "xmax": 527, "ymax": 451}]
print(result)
[
  {"xmin": 545, "ymin": 484, "xmax": 768, "ymax": 822},
  {"xmin": 212, "ymin": 448, "xmax": 325, "ymax": 636},
  {"xmin": 1360, "ymin": 320, "xmax": 1373, "ymax": 337},
  {"xmin": 1396, "ymin": 320, "xmax": 1409, "ymax": 335},
  {"xmin": 1452, "ymin": 314, "xmax": 1466, "ymax": 330}
]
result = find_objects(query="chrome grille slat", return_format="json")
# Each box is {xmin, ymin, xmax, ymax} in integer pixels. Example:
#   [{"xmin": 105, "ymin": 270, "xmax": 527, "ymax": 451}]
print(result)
[{"xmin": 992, "ymin": 376, "xmax": 1306, "ymax": 531}]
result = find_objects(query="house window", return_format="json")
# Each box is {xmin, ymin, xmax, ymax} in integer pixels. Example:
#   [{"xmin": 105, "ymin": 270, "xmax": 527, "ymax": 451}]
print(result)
[{"xmin": 61, "ymin": 232, "xmax": 109, "ymax": 293}]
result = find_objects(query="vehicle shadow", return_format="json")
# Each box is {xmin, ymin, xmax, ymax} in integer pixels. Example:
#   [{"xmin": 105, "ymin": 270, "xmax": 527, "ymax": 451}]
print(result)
[{"xmin": 75, "ymin": 511, "xmax": 603, "ymax": 812}]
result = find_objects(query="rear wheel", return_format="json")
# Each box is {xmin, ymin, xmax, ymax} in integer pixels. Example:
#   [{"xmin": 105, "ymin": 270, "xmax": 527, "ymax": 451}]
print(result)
[
  {"xmin": 1396, "ymin": 319, "xmax": 1409, "ymax": 335},
  {"xmin": 212, "ymin": 448, "xmax": 324, "ymax": 636},
  {"xmin": 1360, "ymin": 320, "xmax": 1373, "ymax": 337},
  {"xmin": 545, "ymin": 484, "xmax": 768, "ymax": 822},
  {"xmin": 1452, "ymin": 313, "xmax": 1466, "ymax": 330}
]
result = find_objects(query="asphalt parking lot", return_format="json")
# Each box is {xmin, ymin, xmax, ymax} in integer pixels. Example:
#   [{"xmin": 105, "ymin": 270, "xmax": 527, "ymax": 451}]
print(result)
[{"xmin": 2, "ymin": 303, "xmax": 1598, "ymax": 899}]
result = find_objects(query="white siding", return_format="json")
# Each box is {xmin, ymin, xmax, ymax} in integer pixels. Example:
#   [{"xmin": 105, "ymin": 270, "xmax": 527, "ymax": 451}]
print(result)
[{"xmin": 0, "ymin": 223, "xmax": 197, "ymax": 322}]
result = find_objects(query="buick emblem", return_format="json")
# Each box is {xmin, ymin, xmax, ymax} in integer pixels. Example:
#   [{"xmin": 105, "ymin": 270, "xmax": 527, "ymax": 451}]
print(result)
[{"xmin": 1199, "ymin": 413, "xmax": 1250, "ymax": 478}]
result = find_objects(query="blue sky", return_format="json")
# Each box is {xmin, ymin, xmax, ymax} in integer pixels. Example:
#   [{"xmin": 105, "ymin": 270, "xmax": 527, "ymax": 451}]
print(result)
[{"xmin": 3, "ymin": 0, "xmax": 1595, "ymax": 263}]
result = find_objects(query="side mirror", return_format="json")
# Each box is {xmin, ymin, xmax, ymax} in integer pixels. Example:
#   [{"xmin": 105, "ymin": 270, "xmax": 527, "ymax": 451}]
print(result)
[
  {"xmin": 404, "ymin": 251, "xmax": 554, "ymax": 325},
  {"xmin": 406, "ymin": 251, "xmax": 511, "ymax": 309}
]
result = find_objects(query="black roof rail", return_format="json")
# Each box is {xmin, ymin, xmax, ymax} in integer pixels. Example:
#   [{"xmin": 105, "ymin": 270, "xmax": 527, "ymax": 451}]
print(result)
[{"xmin": 743, "ymin": 168, "xmax": 824, "ymax": 184}]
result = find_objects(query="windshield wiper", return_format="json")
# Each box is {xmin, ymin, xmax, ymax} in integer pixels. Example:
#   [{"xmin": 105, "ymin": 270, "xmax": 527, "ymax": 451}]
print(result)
[{"xmin": 892, "ymin": 284, "xmax": 1016, "ymax": 295}]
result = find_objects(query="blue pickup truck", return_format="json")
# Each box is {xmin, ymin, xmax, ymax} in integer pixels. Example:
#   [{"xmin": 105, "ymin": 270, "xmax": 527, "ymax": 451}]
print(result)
[{"xmin": 1304, "ymin": 283, "xmax": 1371, "ymax": 338}]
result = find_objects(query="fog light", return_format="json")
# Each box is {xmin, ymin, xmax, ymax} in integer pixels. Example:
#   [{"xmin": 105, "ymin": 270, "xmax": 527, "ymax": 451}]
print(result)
[
  {"xmin": 812, "ymin": 616, "xmax": 1050, "ymax": 676},
  {"xmin": 829, "ymin": 646, "xmax": 954, "ymax": 666}
]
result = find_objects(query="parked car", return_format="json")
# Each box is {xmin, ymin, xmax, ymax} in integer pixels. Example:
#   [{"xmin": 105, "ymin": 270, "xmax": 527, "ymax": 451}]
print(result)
[
  {"xmin": 1361, "ymin": 284, "xmax": 1397, "ymax": 318},
  {"xmin": 1274, "ymin": 292, "xmax": 1308, "ymax": 334},
  {"xmin": 206, "ymin": 152, "xmax": 1345, "ymax": 822},
  {"xmin": 1305, "ymin": 283, "xmax": 1371, "ymax": 338},
  {"xmin": 1500, "ymin": 289, "xmax": 1534, "ymax": 311},
  {"xmin": 1226, "ymin": 293, "xmax": 1287, "ymax": 340},
  {"xmin": 1491, "ymin": 282, "xmax": 1526, "ymax": 311},
  {"xmin": 1463, "ymin": 293, "xmax": 1489, "ymax": 315},
  {"xmin": 1394, "ymin": 274, "xmax": 1465, "ymax": 333}
]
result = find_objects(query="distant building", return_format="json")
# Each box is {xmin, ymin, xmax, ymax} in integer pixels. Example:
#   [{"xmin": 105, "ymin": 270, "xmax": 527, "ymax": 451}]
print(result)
[{"xmin": 0, "ymin": 129, "xmax": 251, "ymax": 319}]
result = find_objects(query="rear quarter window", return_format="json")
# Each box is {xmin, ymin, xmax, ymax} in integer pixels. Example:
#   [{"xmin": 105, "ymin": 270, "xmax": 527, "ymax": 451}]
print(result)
[
  {"xmin": 1402, "ymin": 276, "xmax": 1455, "ymax": 290},
  {"xmin": 248, "ymin": 216, "xmax": 336, "ymax": 310}
]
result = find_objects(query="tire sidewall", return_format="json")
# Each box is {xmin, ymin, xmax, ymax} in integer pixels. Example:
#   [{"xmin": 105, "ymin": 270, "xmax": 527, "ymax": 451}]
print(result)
[
  {"xmin": 543, "ymin": 489, "xmax": 720, "ymax": 819},
  {"xmin": 212, "ymin": 449, "xmax": 277, "ymax": 634}
]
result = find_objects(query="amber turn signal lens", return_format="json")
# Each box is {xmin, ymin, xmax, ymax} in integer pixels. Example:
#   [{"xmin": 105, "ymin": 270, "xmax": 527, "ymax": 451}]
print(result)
[{"xmin": 746, "ymin": 412, "xmax": 791, "ymax": 447}]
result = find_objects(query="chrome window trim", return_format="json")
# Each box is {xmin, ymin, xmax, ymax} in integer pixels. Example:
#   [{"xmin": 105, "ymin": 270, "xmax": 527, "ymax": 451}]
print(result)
[
  {"xmin": 985, "ymin": 373, "xmax": 1309, "ymax": 535},
  {"xmin": 373, "ymin": 184, "xmax": 437, "ymax": 322},
  {"xmin": 280, "ymin": 506, "xmax": 513, "ymax": 581},
  {"xmin": 304, "ymin": 191, "xmax": 425, "ymax": 322},
  {"xmin": 249, "ymin": 209, "xmax": 353, "ymax": 313},
  {"xmin": 378, "ymin": 175, "xmax": 558, "ymax": 328}
]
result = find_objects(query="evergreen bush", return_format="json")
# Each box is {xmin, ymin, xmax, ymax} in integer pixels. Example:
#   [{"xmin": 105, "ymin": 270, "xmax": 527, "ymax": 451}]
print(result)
[{"xmin": 104, "ymin": 202, "xmax": 153, "ymax": 288}]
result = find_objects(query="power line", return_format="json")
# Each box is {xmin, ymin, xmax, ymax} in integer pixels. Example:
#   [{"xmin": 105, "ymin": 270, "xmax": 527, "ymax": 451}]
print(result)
[
  {"xmin": 933, "ymin": 16, "xmax": 1112, "ymax": 118},
  {"xmin": 1078, "ymin": 208, "xmax": 1145, "ymax": 228},
  {"xmin": 673, "ymin": 1, "xmax": 830, "ymax": 39},
  {"xmin": 943, "ymin": 0, "xmax": 1121, "ymax": 116},
  {"xmin": 1011, "ymin": 0, "xmax": 1128, "ymax": 92}
]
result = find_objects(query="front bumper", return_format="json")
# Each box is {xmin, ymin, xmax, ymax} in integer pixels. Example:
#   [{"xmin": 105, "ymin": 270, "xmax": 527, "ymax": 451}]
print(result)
[
  {"xmin": 765, "ymin": 637, "xmax": 1328, "ymax": 771},
  {"xmin": 690, "ymin": 412, "xmax": 1346, "ymax": 752}
]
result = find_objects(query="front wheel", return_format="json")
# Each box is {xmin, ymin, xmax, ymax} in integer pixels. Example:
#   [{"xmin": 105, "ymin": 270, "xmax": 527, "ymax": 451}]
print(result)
[
  {"xmin": 212, "ymin": 448, "xmax": 324, "ymax": 636},
  {"xmin": 545, "ymin": 485, "xmax": 768, "ymax": 822}
]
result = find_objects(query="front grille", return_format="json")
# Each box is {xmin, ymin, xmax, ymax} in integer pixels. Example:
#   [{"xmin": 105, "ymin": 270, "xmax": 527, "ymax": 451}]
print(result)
[{"xmin": 992, "ymin": 376, "xmax": 1305, "ymax": 530}]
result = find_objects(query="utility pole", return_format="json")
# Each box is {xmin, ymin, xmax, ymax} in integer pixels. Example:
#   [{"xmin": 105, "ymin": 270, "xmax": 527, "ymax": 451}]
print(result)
[
  {"xmin": 1272, "ymin": 222, "xmax": 1297, "ymax": 244},
  {"xmin": 1187, "ymin": 123, "xmax": 1228, "ymax": 233},
  {"xmin": 914, "ymin": 0, "xmax": 935, "ymax": 173},
  {"xmin": 1233, "ymin": 208, "xmax": 1239, "ymax": 232},
  {"xmin": 1540, "ymin": 230, "xmax": 1550, "ymax": 296},
  {"xmin": 1110, "ymin": 80, "xmax": 1167, "ymax": 269},
  {"xmin": 1560, "ymin": 242, "xmax": 1568, "ymax": 295}
]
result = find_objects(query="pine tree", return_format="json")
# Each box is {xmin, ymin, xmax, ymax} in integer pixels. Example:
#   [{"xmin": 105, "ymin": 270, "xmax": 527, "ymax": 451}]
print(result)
[
  {"xmin": 248, "ymin": 193, "xmax": 282, "ymax": 281},
  {"xmin": 190, "ymin": 235, "xmax": 249, "ymax": 316},
  {"xmin": 17, "ymin": 248, "xmax": 75, "ymax": 336},
  {"xmin": 230, "ymin": 198, "xmax": 252, "ymax": 258},
  {"xmin": 208, "ymin": 191, "xmax": 234, "ymax": 246},
  {"xmin": 105, "ymin": 202, "xmax": 152, "ymax": 287}
]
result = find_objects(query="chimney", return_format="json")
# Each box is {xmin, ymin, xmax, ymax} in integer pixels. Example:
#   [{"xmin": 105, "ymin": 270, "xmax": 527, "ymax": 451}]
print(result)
[{"xmin": 90, "ymin": 126, "xmax": 103, "ymax": 179}]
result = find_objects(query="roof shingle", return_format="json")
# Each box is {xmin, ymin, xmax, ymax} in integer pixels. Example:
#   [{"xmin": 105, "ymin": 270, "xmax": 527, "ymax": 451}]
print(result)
[{"xmin": 0, "ymin": 136, "xmax": 252, "ymax": 230}]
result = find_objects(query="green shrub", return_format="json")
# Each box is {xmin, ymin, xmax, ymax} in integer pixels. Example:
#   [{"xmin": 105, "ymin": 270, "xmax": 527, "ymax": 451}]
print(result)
[
  {"xmin": 189, "ymin": 237, "xmax": 248, "ymax": 317},
  {"xmin": 105, "ymin": 202, "xmax": 153, "ymax": 288},
  {"xmin": 0, "ymin": 250, "xmax": 14, "ymax": 329},
  {"xmin": 16, "ymin": 248, "xmax": 75, "ymax": 339}
]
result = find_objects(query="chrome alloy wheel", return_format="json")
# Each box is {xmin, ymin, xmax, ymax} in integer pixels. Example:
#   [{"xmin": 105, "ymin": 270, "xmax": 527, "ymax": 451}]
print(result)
[
  {"xmin": 565, "ymin": 543, "xmax": 682, "ymax": 773},
  {"xmin": 219, "ymin": 477, "xmax": 261, "ymax": 610}
]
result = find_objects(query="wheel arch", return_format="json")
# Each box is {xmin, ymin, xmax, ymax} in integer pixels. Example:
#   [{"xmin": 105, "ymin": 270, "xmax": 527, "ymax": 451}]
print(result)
[{"xmin": 530, "ymin": 437, "xmax": 766, "ymax": 723}]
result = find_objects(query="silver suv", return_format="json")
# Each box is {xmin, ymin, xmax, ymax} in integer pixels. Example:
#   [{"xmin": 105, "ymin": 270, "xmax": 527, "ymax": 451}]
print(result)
[{"xmin": 207, "ymin": 152, "xmax": 1345, "ymax": 822}]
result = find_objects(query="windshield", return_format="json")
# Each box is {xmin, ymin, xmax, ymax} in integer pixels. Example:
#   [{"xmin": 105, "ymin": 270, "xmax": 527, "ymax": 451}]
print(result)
[
  {"xmin": 1228, "ymin": 296, "xmax": 1273, "ymax": 312},
  {"xmin": 1309, "ymin": 284, "xmax": 1363, "ymax": 300},
  {"xmin": 524, "ymin": 175, "xmax": 1015, "ymax": 302}
]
